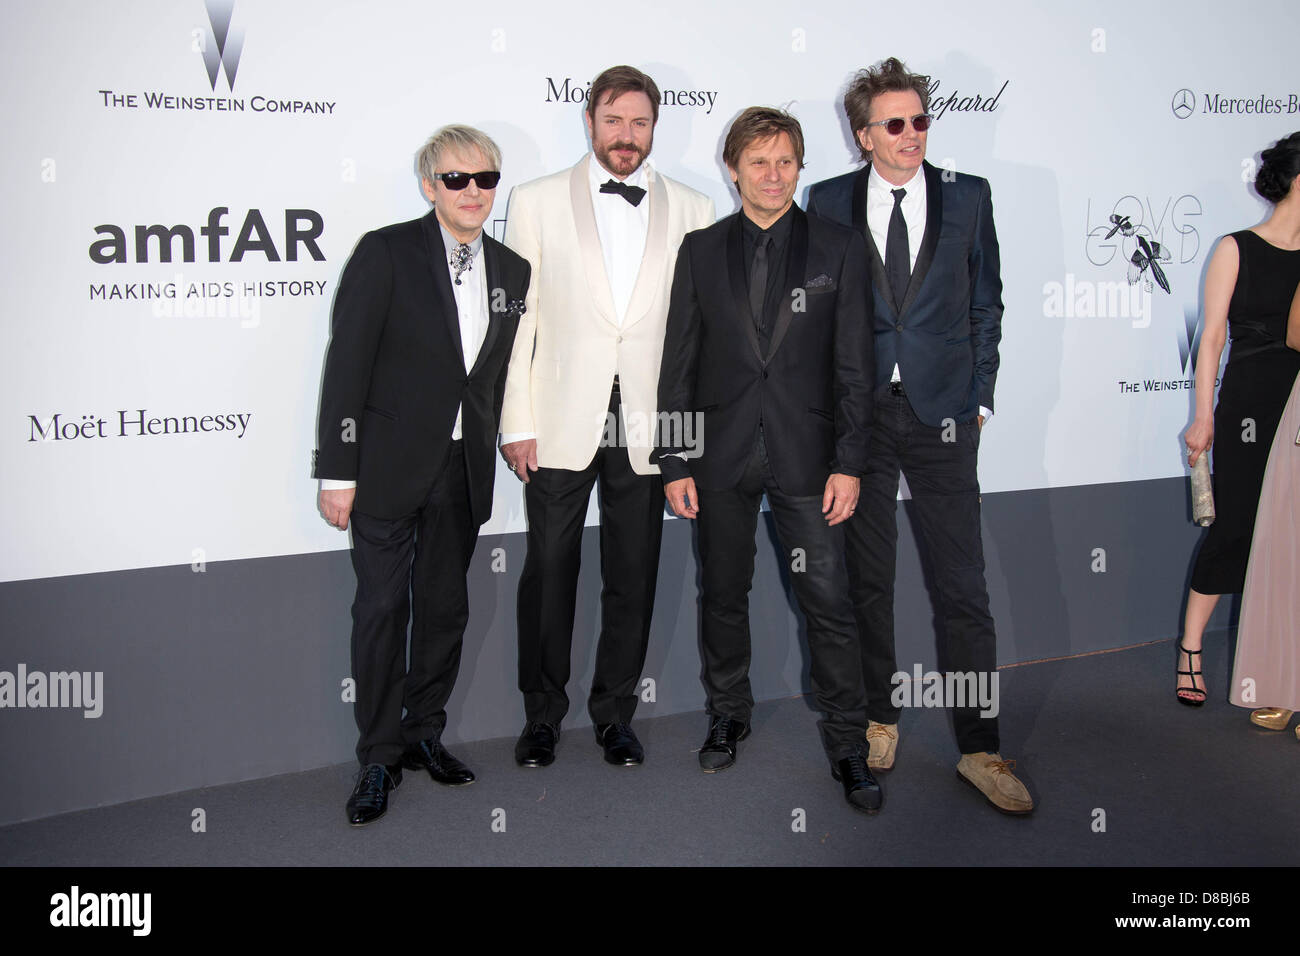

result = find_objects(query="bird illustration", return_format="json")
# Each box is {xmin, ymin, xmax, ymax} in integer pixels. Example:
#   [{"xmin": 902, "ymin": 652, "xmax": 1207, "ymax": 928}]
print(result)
[
  {"xmin": 1127, "ymin": 235, "xmax": 1172, "ymax": 294},
  {"xmin": 1105, "ymin": 213, "xmax": 1135, "ymax": 240}
]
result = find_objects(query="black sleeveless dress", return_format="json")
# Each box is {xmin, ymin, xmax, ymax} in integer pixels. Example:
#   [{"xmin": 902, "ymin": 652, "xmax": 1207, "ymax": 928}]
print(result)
[{"xmin": 1190, "ymin": 230, "xmax": 1300, "ymax": 595}]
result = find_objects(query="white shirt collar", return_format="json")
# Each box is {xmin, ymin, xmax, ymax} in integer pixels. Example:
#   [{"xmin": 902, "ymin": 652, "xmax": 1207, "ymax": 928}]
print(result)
[
  {"xmin": 867, "ymin": 162, "xmax": 923, "ymax": 198},
  {"xmin": 438, "ymin": 221, "xmax": 482, "ymax": 259}
]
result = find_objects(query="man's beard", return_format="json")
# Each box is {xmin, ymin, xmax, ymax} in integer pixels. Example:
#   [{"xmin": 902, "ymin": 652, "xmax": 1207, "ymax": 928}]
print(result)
[{"xmin": 596, "ymin": 137, "xmax": 651, "ymax": 177}]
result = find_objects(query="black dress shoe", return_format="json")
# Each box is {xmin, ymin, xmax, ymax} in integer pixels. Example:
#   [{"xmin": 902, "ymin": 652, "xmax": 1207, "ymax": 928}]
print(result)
[
  {"xmin": 402, "ymin": 738, "xmax": 475, "ymax": 786},
  {"xmin": 595, "ymin": 723, "xmax": 644, "ymax": 765},
  {"xmin": 832, "ymin": 748, "xmax": 882, "ymax": 814},
  {"xmin": 698, "ymin": 715, "xmax": 750, "ymax": 772},
  {"xmin": 346, "ymin": 763, "xmax": 402, "ymax": 826},
  {"xmin": 514, "ymin": 721, "xmax": 559, "ymax": 767}
]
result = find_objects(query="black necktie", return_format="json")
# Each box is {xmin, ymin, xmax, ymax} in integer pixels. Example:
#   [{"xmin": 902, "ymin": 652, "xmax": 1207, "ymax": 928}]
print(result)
[
  {"xmin": 749, "ymin": 232, "xmax": 771, "ymax": 330},
  {"xmin": 599, "ymin": 179, "xmax": 646, "ymax": 207},
  {"xmin": 886, "ymin": 187, "xmax": 910, "ymax": 306}
]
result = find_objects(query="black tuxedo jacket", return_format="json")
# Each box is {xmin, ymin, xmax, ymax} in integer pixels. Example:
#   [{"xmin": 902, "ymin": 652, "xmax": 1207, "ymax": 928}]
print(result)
[
  {"xmin": 314, "ymin": 210, "xmax": 530, "ymax": 524},
  {"xmin": 806, "ymin": 160, "xmax": 1002, "ymax": 428},
  {"xmin": 654, "ymin": 205, "xmax": 873, "ymax": 496}
]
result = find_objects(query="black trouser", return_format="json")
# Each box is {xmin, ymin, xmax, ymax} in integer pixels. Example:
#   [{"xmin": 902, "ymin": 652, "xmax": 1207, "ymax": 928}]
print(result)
[
  {"xmin": 845, "ymin": 384, "xmax": 1000, "ymax": 754},
  {"xmin": 348, "ymin": 441, "xmax": 478, "ymax": 767},
  {"xmin": 517, "ymin": 385, "xmax": 664, "ymax": 727},
  {"xmin": 695, "ymin": 428, "xmax": 869, "ymax": 761}
]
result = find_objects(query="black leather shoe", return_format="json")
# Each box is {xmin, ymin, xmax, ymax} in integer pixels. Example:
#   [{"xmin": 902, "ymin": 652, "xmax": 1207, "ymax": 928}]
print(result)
[
  {"xmin": 832, "ymin": 748, "xmax": 883, "ymax": 814},
  {"xmin": 346, "ymin": 763, "xmax": 402, "ymax": 826},
  {"xmin": 698, "ymin": 715, "xmax": 750, "ymax": 772},
  {"xmin": 514, "ymin": 722, "xmax": 559, "ymax": 767},
  {"xmin": 595, "ymin": 723, "xmax": 644, "ymax": 765},
  {"xmin": 402, "ymin": 738, "xmax": 475, "ymax": 786}
]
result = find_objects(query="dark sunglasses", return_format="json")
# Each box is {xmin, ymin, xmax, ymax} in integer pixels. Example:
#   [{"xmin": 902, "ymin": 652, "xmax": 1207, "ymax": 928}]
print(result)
[
  {"xmin": 865, "ymin": 114, "xmax": 933, "ymax": 136},
  {"xmin": 432, "ymin": 170, "xmax": 501, "ymax": 190}
]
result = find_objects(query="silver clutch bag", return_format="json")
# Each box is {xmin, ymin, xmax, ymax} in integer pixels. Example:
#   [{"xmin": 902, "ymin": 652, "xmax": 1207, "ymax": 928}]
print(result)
[{"xmin": 1190, "ymin": 455, "xmax": 1214, "ymax": 527}]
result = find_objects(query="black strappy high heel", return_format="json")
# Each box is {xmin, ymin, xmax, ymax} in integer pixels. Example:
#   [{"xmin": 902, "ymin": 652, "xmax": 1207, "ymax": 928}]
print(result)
[{"xmin": 1176, "ymin": 640, "xmax": 1206, "ymax": 707}]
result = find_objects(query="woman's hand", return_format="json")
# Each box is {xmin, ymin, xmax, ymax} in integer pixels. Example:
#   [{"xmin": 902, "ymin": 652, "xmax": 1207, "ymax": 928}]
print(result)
[{"xmin": 1184, "ymin": 417, "xmax": 1214, "ymax": 467}]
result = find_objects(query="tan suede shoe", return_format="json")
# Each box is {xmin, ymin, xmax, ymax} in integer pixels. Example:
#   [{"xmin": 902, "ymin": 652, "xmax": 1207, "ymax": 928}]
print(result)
[
  {"xmin": 957, "ymin": 752, "xmax": 1034, "ymax": 814},
  {"xmin": 865, "ymin": 720, "xmax": 899, "ymax": 770},
  {"xmin": 1249, "ymin": 707, "xmax": 1295, "ymax": 731}
]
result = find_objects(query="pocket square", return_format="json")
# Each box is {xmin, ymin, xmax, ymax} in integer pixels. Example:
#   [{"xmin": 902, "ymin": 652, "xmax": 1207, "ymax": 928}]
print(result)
[{"xmin": 804, "ymin": 273, "xmax": 835, "ymax": 292}]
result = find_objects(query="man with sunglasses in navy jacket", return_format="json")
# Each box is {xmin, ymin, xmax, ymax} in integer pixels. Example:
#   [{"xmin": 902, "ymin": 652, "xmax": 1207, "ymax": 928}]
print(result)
[{"xmin": 807, "ymin": 57, "xmax": 1033, "ymax": 815}]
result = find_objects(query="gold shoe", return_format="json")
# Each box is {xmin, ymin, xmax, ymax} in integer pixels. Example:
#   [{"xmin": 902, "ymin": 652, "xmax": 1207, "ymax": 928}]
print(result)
[
  {"xmin": 957, "ymin": 752, "xmax": 1034, "ymax": 814},
  {"xmin": 1250, "ymin": 707, "xmax": 1295, "ymax": 731},
  {"xmin": 865, "ymin": 720, "xmax": 899, "ymax": 770}
]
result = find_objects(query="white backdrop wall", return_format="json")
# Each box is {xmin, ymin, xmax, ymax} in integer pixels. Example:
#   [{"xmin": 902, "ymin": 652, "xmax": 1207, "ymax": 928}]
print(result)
[{"xmin": 2, "ymin": 0, "xmax": 1297, "ymax": 583}]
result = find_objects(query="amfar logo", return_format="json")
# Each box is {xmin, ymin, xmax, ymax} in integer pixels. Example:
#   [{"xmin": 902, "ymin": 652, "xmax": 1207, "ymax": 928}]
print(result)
[
  {"xmin": 199, "ymin": 0, "xmax": 243, "ymax": 90},
  {"xmin": 88, "ymin": 208, "xmax": 325, "ymax": 264},
  {"xmin": 1171, "ymin": 89, "xmax": 1195, "ymax": 119}
]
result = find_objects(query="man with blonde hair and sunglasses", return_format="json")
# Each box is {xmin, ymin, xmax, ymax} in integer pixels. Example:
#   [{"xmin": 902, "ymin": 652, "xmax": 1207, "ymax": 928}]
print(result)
[
  {"xmin": 808, "ymin": 57, "xmax": 1032, "ymax": 814},
  {"xmin": 315, "ymin": 125, "xmax": 530, "ymax": 825}
]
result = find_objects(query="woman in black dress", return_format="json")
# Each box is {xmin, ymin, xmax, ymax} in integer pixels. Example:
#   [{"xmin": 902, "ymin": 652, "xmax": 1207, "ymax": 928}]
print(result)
[{"xmin": 1179, "ymin": 132, "xmax": 1300, "ymax": 705}]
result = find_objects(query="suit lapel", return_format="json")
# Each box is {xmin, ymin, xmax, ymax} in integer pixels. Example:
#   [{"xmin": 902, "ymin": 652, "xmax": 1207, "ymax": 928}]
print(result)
[
  {"xmin": 467, "ymin": 237, "xmax": 504, "ymax": 379},
  {"xmin": 620, "ymin": 169, "xmax": 667, "ymax": 330},
  {"xmin": 854, "ymin": 165, "xmax": 895, "ymax": 315},
  {"xmin": 765, "ymin": 205, "xmax": 809, "ymax": 360},
  {"xmin": 422, "ymin": 211, "xmax": 463, "ymax": 362},
  {"xmin": 726, "ymin": 215, "xmax": 763, "ymax": 364},
  {"xmin": 569, "ymin": 155, "xmax": 619, "ymax": 328},
  {"xmin": 898, "ymin": 161, "xmax": 943, "ymax": 317}
]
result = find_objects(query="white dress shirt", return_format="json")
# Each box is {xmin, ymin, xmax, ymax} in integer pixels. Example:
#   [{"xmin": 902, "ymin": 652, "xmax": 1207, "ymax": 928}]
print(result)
[
  {"xmin": 319, "ymin": 221, "xmax": 490, "ymax": 491},
  {"xmin": 866, "ymin": 164, "xmax": 992, "ymax": 422},
  {"xmin": 588, "ymin": 153, "xmax": 650, "ymax": 327}
]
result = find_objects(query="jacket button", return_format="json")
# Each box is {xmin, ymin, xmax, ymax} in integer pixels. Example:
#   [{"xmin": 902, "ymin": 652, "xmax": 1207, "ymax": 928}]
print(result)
[
  {"xmin": 617, "ymin": 335, "xmax": 623, "ymax": 343},
  {"xmin": 762, "ymin": 369, "xmax": 769, "ymax": 380},
  {"xmin": 895, "ymin": 323, "xmax": 903, "ymax": 331}
]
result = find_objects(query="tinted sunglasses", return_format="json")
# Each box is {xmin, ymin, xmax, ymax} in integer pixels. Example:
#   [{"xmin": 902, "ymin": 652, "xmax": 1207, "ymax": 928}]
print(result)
[
  {"xmin": 433, "ymin": 170, "xmax": 501, "ymax": 190},
  {"xmin": 865, "ymin": 114, "xmax": 933, "ymax": 136}
]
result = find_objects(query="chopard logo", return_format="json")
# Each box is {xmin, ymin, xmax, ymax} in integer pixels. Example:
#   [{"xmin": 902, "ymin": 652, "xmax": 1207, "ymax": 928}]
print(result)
[{"xmin": 926, "ymin": 79, "xmax": 1008, "ymax": 120}]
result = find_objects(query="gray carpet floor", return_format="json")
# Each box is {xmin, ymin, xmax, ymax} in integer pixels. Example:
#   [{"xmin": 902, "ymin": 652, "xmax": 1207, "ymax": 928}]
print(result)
[{"xmin": 2, "ymin": 636, "xmax": 1296, "ymax": 867}]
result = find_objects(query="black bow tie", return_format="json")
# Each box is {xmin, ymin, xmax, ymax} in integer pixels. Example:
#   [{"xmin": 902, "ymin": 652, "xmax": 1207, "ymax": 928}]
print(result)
[{"xmin": 600, "ymin": 179, "xmax": 646, "ymax": 207}]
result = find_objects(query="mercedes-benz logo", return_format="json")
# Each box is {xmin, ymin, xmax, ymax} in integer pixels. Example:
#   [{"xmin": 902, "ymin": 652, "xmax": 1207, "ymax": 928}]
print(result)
[{"xmin": 1171, "ymin": 89, "xmax": 1195, "ymax": 119}]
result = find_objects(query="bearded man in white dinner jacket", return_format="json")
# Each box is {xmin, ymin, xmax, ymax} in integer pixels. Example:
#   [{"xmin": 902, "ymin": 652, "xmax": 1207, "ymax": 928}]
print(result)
[{"xmin": 500, "ymin": 64, "xmax": 714, "ymax": 769}]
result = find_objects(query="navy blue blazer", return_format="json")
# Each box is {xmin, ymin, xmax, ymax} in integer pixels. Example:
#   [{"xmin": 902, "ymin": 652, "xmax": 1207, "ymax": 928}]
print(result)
[{"xmin": 806, "ymin": 160, "xmax": 1002, "ymax": 428}]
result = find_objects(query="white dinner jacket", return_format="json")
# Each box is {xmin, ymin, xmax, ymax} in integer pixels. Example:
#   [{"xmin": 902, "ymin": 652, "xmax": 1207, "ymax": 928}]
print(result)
[{"xmin": 501, "ymin": 154, "xmax": 715, "ymax": 475}]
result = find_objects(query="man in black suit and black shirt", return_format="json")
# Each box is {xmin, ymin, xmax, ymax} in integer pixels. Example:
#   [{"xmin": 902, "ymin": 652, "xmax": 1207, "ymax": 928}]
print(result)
[
  {"xmin": 314, "ymin": 125, "xmax": 530, "ymax": 825},
  {"xmin": 655, "ymin": 107, "xmax": 880, "ymax": 813}
]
